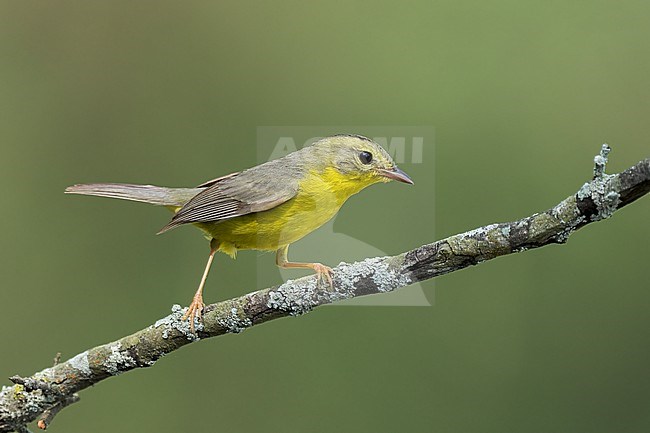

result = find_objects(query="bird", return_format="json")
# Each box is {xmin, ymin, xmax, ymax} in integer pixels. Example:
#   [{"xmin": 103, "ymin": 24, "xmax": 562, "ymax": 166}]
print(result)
[{"xmin": 65, "ymin": 134, "xmax": 413, "ymax": 331}]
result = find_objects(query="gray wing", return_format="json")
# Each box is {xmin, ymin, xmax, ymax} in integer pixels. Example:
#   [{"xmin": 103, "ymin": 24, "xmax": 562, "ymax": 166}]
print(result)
[{"xmin": 158, "ymin": 159, "xmax": 302, "ymax": 233}]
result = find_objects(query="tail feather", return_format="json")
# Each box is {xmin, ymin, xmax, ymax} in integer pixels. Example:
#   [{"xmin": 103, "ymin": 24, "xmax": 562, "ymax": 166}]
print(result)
[{"xmin": 65, "ymin": 183, "xmax": 202, "ymax": 208}]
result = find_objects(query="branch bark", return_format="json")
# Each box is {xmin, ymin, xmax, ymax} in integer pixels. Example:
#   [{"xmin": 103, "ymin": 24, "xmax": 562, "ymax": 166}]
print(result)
[{"xmin": 1, "ymin": 146, "xmax": 649, "ymax": 432}]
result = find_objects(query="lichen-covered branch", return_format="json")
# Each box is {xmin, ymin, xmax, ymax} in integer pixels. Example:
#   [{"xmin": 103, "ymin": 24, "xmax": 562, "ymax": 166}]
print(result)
[{"xmin": 1, "ymin": 146, "xmax": 649, "ymax": 432}]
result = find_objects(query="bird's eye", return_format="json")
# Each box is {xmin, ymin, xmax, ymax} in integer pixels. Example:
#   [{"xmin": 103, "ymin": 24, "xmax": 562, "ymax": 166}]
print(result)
[{"xmin": 359, "ymin": 151, "xmax": 373, "ymax": 164}]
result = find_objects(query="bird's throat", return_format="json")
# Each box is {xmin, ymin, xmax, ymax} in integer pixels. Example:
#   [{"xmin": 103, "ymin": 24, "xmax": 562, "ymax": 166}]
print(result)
[{"xmin": 311, "ymin": 166, "xmax": 379, "ymax": 205}]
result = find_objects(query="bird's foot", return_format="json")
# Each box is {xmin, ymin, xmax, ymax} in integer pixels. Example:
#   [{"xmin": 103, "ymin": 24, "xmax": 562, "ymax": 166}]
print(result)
[
  {"xmin": 182, "ymin": 293, "xmax": 205, "ymax": 334},
  {"xmin": 310, "ymin": 263, "xmax": 334, "ymax": 289}
]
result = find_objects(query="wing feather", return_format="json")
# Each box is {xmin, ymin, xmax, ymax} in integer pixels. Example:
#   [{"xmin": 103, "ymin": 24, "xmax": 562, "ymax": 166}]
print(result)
[{"xmin": 158, "ymin": 157, "xmax": 303, "ymax": 233}]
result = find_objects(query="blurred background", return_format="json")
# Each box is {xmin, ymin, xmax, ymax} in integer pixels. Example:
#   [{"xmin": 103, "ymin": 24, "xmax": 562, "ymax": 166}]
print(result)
[{"xmin": 1, "ymin": 1, "xmax": 649, "ymax": 432}]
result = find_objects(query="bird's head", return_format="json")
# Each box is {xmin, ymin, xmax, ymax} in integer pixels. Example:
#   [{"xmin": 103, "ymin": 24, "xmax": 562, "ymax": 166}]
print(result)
[{"xmin": 313, "ymin": 134, "xmax": 414, "ymax": 186}]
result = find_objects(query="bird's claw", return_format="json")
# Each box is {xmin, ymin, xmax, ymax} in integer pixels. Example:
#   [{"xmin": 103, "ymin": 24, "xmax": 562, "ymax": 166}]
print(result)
[
  {"xmin": 311, "ymin": 263, "xmax": 334, "ymax": 289},
  {"xmin": 182, "ymin": 294, "xmax": 205, "ymax": 334}
]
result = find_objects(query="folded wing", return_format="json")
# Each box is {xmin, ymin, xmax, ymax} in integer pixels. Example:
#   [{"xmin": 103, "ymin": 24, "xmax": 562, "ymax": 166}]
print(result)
[{"xmin": 158, "ymin": 159, "xmax": 302, "ymax": 233}]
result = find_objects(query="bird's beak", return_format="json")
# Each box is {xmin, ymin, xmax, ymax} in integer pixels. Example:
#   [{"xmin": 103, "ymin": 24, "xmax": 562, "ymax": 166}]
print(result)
[{"xmin": 378, "ymin": 166, "xmax": 414, "ymax": 184}]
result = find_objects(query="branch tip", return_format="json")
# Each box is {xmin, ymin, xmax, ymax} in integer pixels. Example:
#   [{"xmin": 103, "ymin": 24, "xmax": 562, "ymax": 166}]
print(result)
[
  {"xmin": 36, "ymin": 394, "xmax": 79, "ymax": 431},
  {"xmin": 593, "ymin": 143, "xmax": 612, "ymax": 179}
]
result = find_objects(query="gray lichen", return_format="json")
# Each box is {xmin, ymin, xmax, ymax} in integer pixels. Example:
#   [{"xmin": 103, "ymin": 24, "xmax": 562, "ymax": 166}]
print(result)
[
  {"xmin": 577, "ymin": 143, "xmax": 621, "ymax": 221},
  {"xmin": 599, "ymin": 190, "xmax": 621, "ymax": 220},
  {"xmin": 267, "ymin": 256, "xmax": 413, "ymax": 315},
  {"xmin": 593, "ymin": 144, "xmax": 611, "ymax": 179},
  {"xmin": 153, "ymin": 304, "xmax": 203, "ymax": 341},
  {"xmin": 577, "ymin": 182, "xmax": 592, "ymax": 201},
  {"xmin": 461, "ymin": 224, "xmax": 499, "ymax": 240},
  {"xmin": 336, "ymin": 258, "xmax": 378, "ymax": 295},
  {"xmin": 216, "ymin": 308, "xmax": 252, "ymax": 334},
  {"xmin": 68, "ymin": 351, "xmax": 91, "ymax": 376},
  {"xmin": 0, "ymin": 385, "xmax": 48, "ymax": 433},
  {"xmin": 104, "ymin": 343, "xmax": 137, "ymax": 375},
  {"xmin": 368, "ymin": 257, "xmax": 411, "ymax": 293},
  {"xmin": 267, "ymin": 279, "xmax": 320, "ymax": 315},
  {"xmin": 577, "ymin": 176, "xmax": 621, "ymax": 222}
]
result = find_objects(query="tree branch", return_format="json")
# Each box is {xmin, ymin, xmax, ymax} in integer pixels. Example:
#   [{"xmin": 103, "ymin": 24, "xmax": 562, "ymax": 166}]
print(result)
[{"xmin": 1, "ymin": 145, "xmax": 649, "ymax": 432}]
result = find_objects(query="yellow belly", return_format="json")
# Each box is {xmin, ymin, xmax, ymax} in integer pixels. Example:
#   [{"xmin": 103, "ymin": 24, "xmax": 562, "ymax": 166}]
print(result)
[{"xmin": 194, "ymin": 167, "xmax": 378, "ymax": 257}]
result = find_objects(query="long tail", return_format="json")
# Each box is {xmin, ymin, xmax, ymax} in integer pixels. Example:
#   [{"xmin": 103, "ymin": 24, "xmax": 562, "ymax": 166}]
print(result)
[{"xmin": 65, "ymin": 183, "xmax": 202, "ymax": 208}]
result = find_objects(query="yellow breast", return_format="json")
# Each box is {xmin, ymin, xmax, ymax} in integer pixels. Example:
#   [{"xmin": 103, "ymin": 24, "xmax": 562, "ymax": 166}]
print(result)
[{"xmin": 195, "ymin": 167, "xmax": 378, "ymax": 257}]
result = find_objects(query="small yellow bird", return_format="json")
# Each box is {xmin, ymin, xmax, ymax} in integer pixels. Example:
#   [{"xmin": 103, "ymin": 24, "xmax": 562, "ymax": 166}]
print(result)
[{"xmin": 66, "ymin": 134, "xmax": 413, "ymax": 329}]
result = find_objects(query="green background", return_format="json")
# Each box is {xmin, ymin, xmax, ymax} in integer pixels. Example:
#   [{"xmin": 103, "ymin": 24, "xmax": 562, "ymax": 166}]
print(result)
[{"xmin": 1, "ymin": 1, "xmax": 649, "ymax": 432}]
